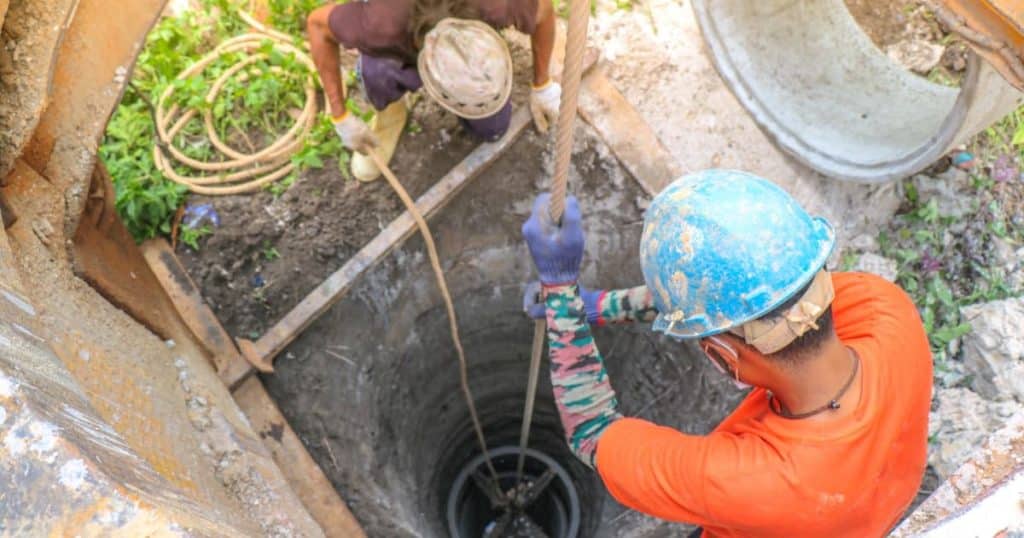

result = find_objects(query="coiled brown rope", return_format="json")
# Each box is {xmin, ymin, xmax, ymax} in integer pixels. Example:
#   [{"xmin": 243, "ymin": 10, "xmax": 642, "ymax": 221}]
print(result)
[
  {"xmin": 367, "ymin": 150, "xmax": 502, "ymax": 484},
  {"xmin": 153, "ymin": 15, "xmax": 318, "ymax": 195}
]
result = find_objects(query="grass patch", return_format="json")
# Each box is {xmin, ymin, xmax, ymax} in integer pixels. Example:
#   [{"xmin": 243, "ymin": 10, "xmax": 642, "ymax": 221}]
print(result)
[{"xmin": 101, "ymin": 0, "xmax": 353, "ymax": 248}]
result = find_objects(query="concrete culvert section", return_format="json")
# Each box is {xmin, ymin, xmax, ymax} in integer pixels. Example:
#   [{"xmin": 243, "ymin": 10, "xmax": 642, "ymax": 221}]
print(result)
[
  {"xmin": 691, "ymin": 0, "xmax": 1021, "ymax": 182},
  {"xmin": 263, "ymin": 127, "xmax": 746, "ymax": 537}
]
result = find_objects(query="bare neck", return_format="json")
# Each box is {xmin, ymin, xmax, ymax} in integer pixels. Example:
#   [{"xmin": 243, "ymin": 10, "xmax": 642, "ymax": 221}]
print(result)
[{"xmin": 767, "ymin": 336, "xmax": 859, "ymax": 418}]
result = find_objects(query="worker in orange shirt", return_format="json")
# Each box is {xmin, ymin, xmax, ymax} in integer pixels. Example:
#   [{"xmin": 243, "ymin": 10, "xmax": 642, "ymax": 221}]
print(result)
[{"xmin": 522, "ymin": 169, "xmax": 933, "ymax": 537}]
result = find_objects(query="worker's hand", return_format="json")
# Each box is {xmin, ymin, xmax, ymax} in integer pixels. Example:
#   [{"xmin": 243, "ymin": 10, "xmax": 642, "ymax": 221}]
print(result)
[
  {"xmin": 522, "ymin": 193, "xmax": 584, "ymax": 286},
  {"xmin": 529, "ymin": 80, "xmax": 561, "ymax": 134},
  {"xmin": 332, "ymin": 111, "xmax": 378, "ymax": 153},
  {"xmin": 523, "ymin": 281, "xmax": 602, "ymax": 323}
]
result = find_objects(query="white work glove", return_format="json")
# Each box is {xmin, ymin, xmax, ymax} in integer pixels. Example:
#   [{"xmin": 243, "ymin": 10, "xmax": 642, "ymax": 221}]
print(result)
[
  {"xmin": 332, "ymin": 111, "xmax": 378, "ymax": 153},
  {"xmin": 530, "ymin": 80, "xmax": 561, "ymax": 134}
]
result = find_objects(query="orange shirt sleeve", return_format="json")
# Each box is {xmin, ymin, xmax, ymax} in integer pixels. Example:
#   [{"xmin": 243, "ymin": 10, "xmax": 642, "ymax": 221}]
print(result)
[{"xmin": 595, "ymin": 417, "xmax": 783, "ymax": 528}]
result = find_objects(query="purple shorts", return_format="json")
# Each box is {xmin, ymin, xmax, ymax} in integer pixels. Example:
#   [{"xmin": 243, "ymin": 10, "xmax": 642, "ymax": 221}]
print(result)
[{"xmin": 358, "ymin": 55, "xmax": 512, "ymax": 142}]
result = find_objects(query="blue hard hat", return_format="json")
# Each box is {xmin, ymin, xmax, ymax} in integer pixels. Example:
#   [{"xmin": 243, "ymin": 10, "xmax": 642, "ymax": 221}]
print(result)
[{"xmin": 639, "ymin": 170, "xmax": 835, "ymax": 339}]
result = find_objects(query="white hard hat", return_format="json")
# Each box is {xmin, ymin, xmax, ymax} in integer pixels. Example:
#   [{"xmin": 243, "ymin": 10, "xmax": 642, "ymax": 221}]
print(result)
[{"xmin": 418, "ymin": 18, "xmax": 513, "ymax": 119}]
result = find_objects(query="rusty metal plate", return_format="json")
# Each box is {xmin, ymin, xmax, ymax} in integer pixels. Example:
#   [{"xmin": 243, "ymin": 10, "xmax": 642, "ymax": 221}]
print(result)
[
  {"xmin": 937, "ymin": 0, "xmax": 1024, "ymax": 89},
  {"xmin": 71, "ymin": 164, "xmax": 190, "ymax": 343},
  {"xmin": 141, "ymin": 238, "xmax": 253, "ymax": 389}
]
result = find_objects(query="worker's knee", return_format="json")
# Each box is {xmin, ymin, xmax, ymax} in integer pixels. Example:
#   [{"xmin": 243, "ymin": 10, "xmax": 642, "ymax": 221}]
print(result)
[{"xmin": 460, "ymin": 101, "xmax": 512, "ymax": 141}]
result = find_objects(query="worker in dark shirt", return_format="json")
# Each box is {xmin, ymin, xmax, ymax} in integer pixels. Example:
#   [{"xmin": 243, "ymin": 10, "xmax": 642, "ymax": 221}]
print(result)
[{"xmin": 307, "ymin": 0, "xmax": 559, "ymax": 181}]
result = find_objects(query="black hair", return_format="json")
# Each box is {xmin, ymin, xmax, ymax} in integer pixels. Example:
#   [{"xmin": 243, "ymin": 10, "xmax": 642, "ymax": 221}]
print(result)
[{"xmin": 762, "ymin": 279, "xmax": 835, "ymax": 363}]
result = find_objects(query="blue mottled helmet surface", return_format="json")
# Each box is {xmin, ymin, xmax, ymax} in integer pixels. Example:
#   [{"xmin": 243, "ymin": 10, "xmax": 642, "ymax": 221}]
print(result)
[{"xmin": 639, "ymin": 169, "xmax": 835, "ymax": 339}]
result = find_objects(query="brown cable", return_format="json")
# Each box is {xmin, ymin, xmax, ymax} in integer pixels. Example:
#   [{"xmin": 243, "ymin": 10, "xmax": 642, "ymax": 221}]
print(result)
[
  {"xmin": 368, "ymin": 150, "xmax": 501, "ymax": 484},
  {"xmin": 153, "ymin": 22, "xmax": 318, "ymax": 195}
]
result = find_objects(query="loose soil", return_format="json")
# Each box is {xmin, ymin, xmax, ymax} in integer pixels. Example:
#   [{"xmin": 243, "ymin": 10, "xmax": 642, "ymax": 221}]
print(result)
[{"xmin": 178, "ymin": 38, "xmax": 537, "ymax": 339}]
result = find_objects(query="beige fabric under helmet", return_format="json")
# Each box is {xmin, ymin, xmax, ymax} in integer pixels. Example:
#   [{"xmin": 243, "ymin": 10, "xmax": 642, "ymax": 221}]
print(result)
[
  {"xmin": 730, "ymin": 270, "xmax": 836, "ymax": 354},
  {"xmin": 418, "ymin": 18, "xmax": 513, "ymax": 119}
]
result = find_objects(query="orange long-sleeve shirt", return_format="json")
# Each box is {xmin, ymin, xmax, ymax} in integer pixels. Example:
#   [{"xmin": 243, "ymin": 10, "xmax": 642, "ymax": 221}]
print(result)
[{"xmin": 595, "ymin": 272, "xmax": 933, "ymax": 537}]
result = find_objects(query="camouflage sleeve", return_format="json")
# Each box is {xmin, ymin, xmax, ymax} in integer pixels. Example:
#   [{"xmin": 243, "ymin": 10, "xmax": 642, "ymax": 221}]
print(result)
[
  {"xmin": 545, "ymin": 284, "xmax": 622, "ymax": 468},
  {"xmin": 595, "ymin": 286, "xmax": 658, "ymax": 326}
]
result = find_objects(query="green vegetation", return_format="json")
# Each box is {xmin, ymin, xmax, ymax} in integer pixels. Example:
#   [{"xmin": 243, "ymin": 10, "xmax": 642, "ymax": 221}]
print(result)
[
  {"xmin": 101, "ymin": 1, "xmax": 353, "ymax": 248},
  {"xmin": 880, "ymin": 104, "xmax": 1024, "ymax": 367},
  {"xmin": 179, "ymin": 224, "xmax": 213, "ymax": 250},
  {"xmin": 262, "ymin": 240, "xmax": 281, "ymax": 261}
]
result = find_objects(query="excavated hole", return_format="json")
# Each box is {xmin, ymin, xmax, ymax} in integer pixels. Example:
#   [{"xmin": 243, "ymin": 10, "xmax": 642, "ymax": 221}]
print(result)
[
  {"xmin": 263, "ymin": 129, "xmax": 745, "ymax": 536},
  {"xmin": 446, "ymin": 446, "xmax": 580, "ymax": 537}
]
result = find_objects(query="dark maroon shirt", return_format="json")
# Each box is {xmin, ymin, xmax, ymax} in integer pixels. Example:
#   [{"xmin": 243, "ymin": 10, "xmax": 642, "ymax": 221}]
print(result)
[{"xmin": 328, "ymin": 0, "xmax": 538, "ymax": 63}]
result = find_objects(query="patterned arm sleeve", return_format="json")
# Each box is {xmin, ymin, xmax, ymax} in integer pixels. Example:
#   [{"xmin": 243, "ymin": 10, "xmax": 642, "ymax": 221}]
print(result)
[
  {"xmin": 545, "ymin": 284, "xmax": 622, "ymax": 468},
  {"xmin": 594, "ymin": 286, "xmax": 658, "ymax": 326}
]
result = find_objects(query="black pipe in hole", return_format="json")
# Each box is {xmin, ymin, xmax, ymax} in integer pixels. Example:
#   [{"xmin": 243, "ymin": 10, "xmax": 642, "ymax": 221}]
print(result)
[{"xmin": 447, "ymin": 446, "xmax": 581, "ymax": 538}]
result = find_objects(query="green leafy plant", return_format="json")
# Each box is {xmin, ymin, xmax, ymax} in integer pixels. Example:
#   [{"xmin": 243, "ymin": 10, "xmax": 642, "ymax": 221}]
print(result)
[
  {"xmin": 102, "ymin": 0, "xmax": 351, "ymax": 243},
  {"xmin": 179, "ymin": 225, "xmax": 213, "ymax": 250},
  {"xmin": 262, "ymin": 240, "xmax": 281, "ymax": 260},
  {"xmin": 267, "ymin": 0, "xmax": 322, "ymax": 37},
  {"xmin": 880, "ymin": 175, "xmax": 1022, "ymax": 367}
]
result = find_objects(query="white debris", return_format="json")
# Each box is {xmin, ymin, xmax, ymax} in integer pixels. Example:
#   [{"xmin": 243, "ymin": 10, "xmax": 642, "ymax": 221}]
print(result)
[
  {"xmin": 59, "ymin": 459, "xmax": 89, "ymax": 490},
  {"xmin": 0, "ymin": 373, "xmax": 16, "ymax": 397},
  {"xmin": 885, "ymin": 39, "xmax": 945, "ymax": 74},
  {"xmin": 852, "ymin": 252, "xmax": 899, "ymax": 282},
  {"xmin": 0, "ymin": 289, "xmax": 36, "ymax": 316},
  {"xmin": 961, "ymin": 297, "xmax": 1024, "ymax": 403},
  {"xmin": 113, "ymin": 65, "xmax": 128, "ymax": 85},
  {"xmin": 928, "ymin": 387, "xmax": 1022, "ymax": 478}
]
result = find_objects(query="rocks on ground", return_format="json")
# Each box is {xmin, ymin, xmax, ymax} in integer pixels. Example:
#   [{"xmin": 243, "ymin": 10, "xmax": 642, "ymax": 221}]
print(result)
[
  {"xmin": 928, "ymin": 387, "xmax": 1023, "ymax": 478},
  {"xmin": 851, "ymin": 252, "xmax": 898, "ymax": 282},
  {"xmin": 961, "ymin": 297, "xmax": 1024, "ymax": 403}
]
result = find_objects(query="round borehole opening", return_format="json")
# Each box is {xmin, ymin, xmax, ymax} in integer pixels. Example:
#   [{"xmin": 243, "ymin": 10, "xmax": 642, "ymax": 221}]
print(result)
[{"xmin": 447, "ymin": 446, "xmax": 581, "ymax": 538}]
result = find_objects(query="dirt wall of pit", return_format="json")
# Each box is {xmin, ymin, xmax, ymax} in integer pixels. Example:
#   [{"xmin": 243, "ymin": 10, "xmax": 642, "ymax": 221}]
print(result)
[{"xmin": 264, "ymin": 125, "xmax": 747, "ymax": 537}]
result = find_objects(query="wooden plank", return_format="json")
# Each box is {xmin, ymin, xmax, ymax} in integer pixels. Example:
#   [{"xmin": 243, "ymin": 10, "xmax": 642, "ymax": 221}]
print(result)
[
  {"xmin": 140, "ymin": 238, "xmax": 254, "ymax": 389},
  {"xmin": 238, "ymin": 106, "xmax": 534, "ymax": 370},
  {"xmin": 233, "ymin": 376, "xmax": 366, "ymax": 538},
  {"xmin": 577, "ymin": 67, "xmax": 684, "ymax": 196}
]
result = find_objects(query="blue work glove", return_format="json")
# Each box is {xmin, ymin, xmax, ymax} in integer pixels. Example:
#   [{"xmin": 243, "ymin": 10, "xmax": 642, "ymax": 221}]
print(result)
[
  {"xmin": 523, "ymin": 281, "xmax": 602, "ymax": 324},
  {"xmin": 521, "ymin": 193, "xmax": 584, "ymax": 286}
]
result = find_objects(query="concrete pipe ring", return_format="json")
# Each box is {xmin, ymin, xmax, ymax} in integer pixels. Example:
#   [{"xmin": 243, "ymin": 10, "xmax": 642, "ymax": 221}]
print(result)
[
  {"xmin": 446, "ymin": 446, "xmax": 581, "ymax": 538},
  {"xmin": 691, "ymin": 0, "xmax": 1023, "ymax": 183}
]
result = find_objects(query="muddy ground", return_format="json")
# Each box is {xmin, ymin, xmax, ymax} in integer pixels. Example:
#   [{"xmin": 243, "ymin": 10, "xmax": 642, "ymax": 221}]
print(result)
[{"xmin": 178, "ymin": 36, "xmax": 539, "ymax": 340}]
